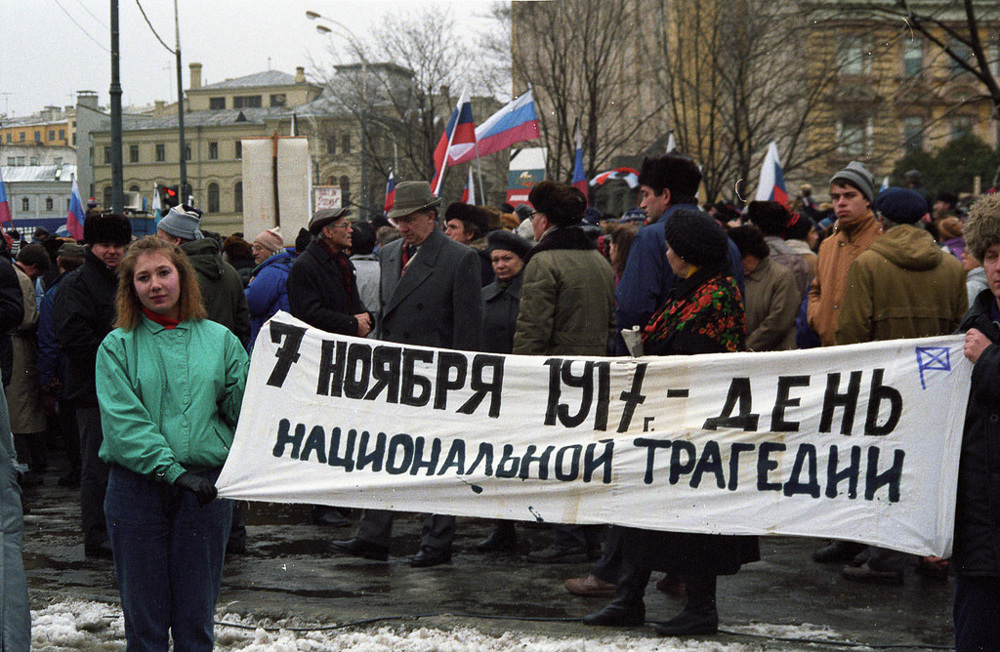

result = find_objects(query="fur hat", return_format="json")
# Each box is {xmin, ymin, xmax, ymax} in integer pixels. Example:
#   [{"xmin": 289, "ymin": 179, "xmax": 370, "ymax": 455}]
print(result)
[
  {"xmin": 157, "ymin": 204, "xmax": 203, "ymax": 241},
  {"xmin": 308, "ymin": 207, "xmax": 350, "ymax": 235},
  {"xmin": 963, "ymin": 193, "xmax": 1000, "ymax": 262},
  {"xmin": 746, "ymin": 201, "xmax": 790, "ymax": 237},
  {"xmin": 386, "ymin": 181, "xmax": 441, "ymax": 220},
  {"xmin": 874, "ymin": 188, "xmax": 927, "ymax": 225},
  {"xmin": 830, "ymin": 161, "xmax": 875, "ymax": 204},
  {"xmin": 528, "ymin": 181, "xmax": 587, "ymax": 227},
  {"xmin": 445, "ymin": 202, "xmax": 491, "ymax": 237},
  {"xmin": 663, "ymin": 208, "xmax": 728, "ymax": 267},
  {"xmin": 84, "ymin": 212, "xmax": 131, "ymax": 246},
  {"xmin": 487, "ymin": 229, "xmax": 532, "ymax": 261},
  {"xmin": 253, "ymin": 227, "xmax": 283, "ymax": 253}
]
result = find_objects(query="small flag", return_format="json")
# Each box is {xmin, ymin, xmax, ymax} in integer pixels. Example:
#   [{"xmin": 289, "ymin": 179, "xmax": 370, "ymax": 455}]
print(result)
[
  {"xmin": 152, "ymin": 182, "xmax": 163, "ymax": 223},
  {"xmin": 0, "ymin": 167, "xmax": 11, "ymax": 225},
  {"xmin": 572, "ymin": 128, "xmax": 587, "ymax": 199},
  {"xmin": 431, "ymin": 89, "xmax": 476, "ymax": 196},
  {"xmin": 754, "ymin": 141, "xmax": 789, "ymax": 207},
  {"xmin": 448, "ymin": 89, "xmax": 540, "ymax": 165},
  {"xmin": 666, "ymin": 132, "xmax": 677, "ymax": 154},
  {"xmin": 461, "ymin": 167, "xmax": 474, "ymax": 204},
  {"xmin": 384, "ymin": 170, "xmax": 396, "ymax": 214},
  {"xmin": 67, "ymin": 175, "xmax": 86, "ymax": 241},
  {"xmin": 590, "ymin": 167, "xmax": 639, "ymax": 189}
]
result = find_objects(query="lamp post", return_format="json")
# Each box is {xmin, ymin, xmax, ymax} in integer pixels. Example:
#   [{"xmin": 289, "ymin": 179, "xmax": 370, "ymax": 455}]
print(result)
[{"xmin": 307, "ymin": 11, "xmax": 369, "ymax": 220}]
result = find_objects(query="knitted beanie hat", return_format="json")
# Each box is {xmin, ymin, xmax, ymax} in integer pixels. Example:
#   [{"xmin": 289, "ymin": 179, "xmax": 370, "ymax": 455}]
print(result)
[
  {"xmin": 663, "ymin": 208, "xmax": 729, "ymax": 267},
  {"xmin": 253, "ymin": 227, "xmax": 284, "ymax": 253}
]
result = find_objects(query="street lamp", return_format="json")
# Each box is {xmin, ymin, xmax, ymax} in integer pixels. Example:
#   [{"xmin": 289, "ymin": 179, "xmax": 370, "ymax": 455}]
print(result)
[{"xmin": 307, "ymin": 10, "xmax": 370, "ymax": 220}]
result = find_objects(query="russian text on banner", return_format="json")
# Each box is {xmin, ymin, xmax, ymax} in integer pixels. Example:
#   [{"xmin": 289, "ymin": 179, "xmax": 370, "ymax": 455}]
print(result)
[{"xmin": 217, "ymin": 312, "xmax": 971, "ymax": 557}]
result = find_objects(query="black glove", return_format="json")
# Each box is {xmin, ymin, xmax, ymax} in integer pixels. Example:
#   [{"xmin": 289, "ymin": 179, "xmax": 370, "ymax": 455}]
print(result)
[{"xmin": 174, "ymin": 472, "xmax": 218, "ymax": 506}]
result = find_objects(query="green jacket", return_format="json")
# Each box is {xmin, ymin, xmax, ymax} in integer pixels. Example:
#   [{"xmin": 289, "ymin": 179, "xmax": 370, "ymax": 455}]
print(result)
[
  {"xmin": 836, "ymin": 224, "xmax": 967, "ymax": 345},
  {"xmin": 513, "ymin": 226, "xmax": 615, "ymax": 355},
  {"xmin": 96, "ymin": 316, "xmax": 248, "ymax": 484}
]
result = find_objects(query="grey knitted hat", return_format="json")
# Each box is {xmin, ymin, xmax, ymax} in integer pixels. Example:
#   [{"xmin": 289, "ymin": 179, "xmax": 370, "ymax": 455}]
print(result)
[{"xmin": 830, "ymin": 161, "xmax": 875, "ymax": 204}]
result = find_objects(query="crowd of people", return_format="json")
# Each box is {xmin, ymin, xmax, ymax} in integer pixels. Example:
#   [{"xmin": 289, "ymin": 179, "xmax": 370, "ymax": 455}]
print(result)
[{"xmin": 0, "ymin": 152, "xmax": 997, "ymax": 650}]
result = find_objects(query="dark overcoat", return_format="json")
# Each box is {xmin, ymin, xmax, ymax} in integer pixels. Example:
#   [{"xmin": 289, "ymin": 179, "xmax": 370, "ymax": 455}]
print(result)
[{"xmin": 287, "ymin": 240, "xmax": 367, "ymax": 335}]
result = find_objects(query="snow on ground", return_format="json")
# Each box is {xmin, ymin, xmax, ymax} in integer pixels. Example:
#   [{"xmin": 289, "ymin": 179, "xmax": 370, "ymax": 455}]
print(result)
[{"xmin": 31, "ymin": 599, "xmax": 842, "ymax": 651}]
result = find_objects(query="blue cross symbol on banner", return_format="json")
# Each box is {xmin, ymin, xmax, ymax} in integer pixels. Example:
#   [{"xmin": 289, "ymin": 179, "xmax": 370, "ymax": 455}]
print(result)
[{"xmin": 916, "ymin": 347, "xmax": 951, "ymax": 390}]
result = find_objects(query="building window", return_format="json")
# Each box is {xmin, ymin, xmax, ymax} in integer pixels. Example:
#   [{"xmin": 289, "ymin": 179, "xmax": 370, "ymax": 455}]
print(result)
[
  {"xmin": 105, "ymin": 146, "xmax": 112, "ymax": 164},
  {"xmin": 903, "ymin": 38, "xmax": 922, "ymax": 76},
  {"xmin": 54, "ymin": 157, "xmax": 63, "ymax": 166},
  {"xmin": 34, "ymin": 131, "xmax": 41, "ymax": 142},
  {"xmin": 129, "ymin": 185, "xmax": 140, "ymax": 193},
  {"xmin": 327, "ymin": 176, "xmax": 336, "ymax": 186},
  {"xmin": 129, "ymin": 145, "xmax": 139, "ymax": 163},
  {"xmin": 233, "ymin": 95, "xmax": 262, "ymax": 108},
  {"xmin": 904, "ymin": 116, "xmax": 924, "ymax": 153},
  {"xmin": 838, "ymin": 35, "xmax": 871, "ymax": 75},
  {"xmin": 16, "ymin": 157, "xmax": 24, "ymax": 166},
  {"xmin": 209, "ymin": 97, "xmax": 226, "ymax": 110},
  {"xmin": 209, "ymin": 142, "xmax": 218, "ymax": 160},
  {"xmin": 951, "ymin": 40, "xmax": 972, "ymax": 76},
  {"xmin": 326, "ymin": 137, "xmax": 337, "ymax": 155},
  {"xmin": 21, "ymin": 198, "xmax": 29, "ymax": 212},
  {"xmin": 339, "ymin": 175, "xmax": 351, "ymax": 206},
  {"xmin": 5, "ymin": 158, "xmax": 12, "ymax": 166},
  {"xmin": 72, "ymin": 133, "xmax": 76, "ymax": 145},
  {"xmin": 29, "ymin": 157, "xmax": 38, "ymax": 166},
  {"xmin": 184, "ymin": 145, "xmax": 191, "ymax": 161},
  {"xmin": 156, "ymin": 144, "xmax": 166, "ymax": 162},
  {"xmin": 59, "ymin": 129, "xmax": 65, "ymax": 140},
  {"xmin": 270, "ymin": 94, "xmax": 287, "ymax": 107},
  {"xmin": 341, "ymin": 134, "xmax": 351, "ymax": 154},
  {"xmin": 952, "ymin": 115, "xmax": 973, "ymax": 141},
  {"xmin": 207, "ymin": 182, "xmax": 220, "ymax": 213},
  {"xmin": 235, "ymin": 141, "xmax": 242, "ymax": 159},
  {"xmin": 4, "ymin": 134, "xmax": 9, "ymax": 143},
  {"xmin": 48, "ymin": 130, "xmax": 55, "ymax": 140},
  {"xmin": 234, "ymin": 182, "xmax": 243, "ymax": 212},
  {"xmin": 19, "ymin": 132, "xmax": 25, "ymax": 142},
  {"xmin": 103, "ymin": 186, "xmax": 112, "ymax": 208},
  {"xmin": 45, "ymin": 197, "xmax": 53, "ymax": 211},
  {"xmin": 837, "ymin": 117, "xmax": 867, "ymax": 156}
]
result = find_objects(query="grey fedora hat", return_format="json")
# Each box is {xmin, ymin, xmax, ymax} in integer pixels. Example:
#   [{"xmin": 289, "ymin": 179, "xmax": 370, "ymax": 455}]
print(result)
[
  {"xmin": 308, "ymin": 207, "xmax": 351, "ymax": 235},
  {"xmin": 387, "ymin": 181, "xmax": 442, "ymax": 220}
]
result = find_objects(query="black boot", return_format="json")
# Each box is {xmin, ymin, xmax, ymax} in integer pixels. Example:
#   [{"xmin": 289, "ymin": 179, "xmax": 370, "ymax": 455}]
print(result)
[
  {"xmin": 475, "ymin": 522, "xmax": 517, "ymax": 553},
  {"xmin": 582, "ymin": 560, "xmax": 649, "ymax": 627},
  {"xmin": 654, "ymin": 575, "xmax": 718, "ymax": 636}
]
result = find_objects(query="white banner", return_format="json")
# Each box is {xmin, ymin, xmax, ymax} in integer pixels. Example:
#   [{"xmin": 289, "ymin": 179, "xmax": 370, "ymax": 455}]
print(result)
[{"xmin": 217, "ymin": 312, "xmax": 972, "ymax": 557}]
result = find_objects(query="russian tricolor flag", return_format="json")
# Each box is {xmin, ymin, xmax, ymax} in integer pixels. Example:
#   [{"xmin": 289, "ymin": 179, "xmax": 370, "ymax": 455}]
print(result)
[
  {"xmin": 384, "ymin": 170, "xmax": 396, "ymax": 215},
  {"xmin": 0, "ymin": 167, "xmax": 11, "ymax": 225},
  {"xmin": 448, "ymin": 89, "xmax": 540, "ymax": 165},
  {"xmin": 754, "ymin": 141, "xmax": 789, "ymax": 208},
  {"xmin": 572, "ymin": 128, "xmax": 587, "ymax": 199},
  {"xmin": 67, "ymin": 174, "xmax": 86, "ymax": 241},
  {"xmin": 590, "ymin": 167, "xmax": 639, "ymax": 189},
  {"xmin": 461, "ymin": 167, "xmax": 474, "ymax": 204},
  {"xmin": 431, "ymin": 89, "xmax": 476, "ymax": 196}
]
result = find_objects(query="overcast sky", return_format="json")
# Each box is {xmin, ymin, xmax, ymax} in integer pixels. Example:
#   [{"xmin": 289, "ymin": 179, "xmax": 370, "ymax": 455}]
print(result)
[{"xmin": 2, "ymin": 0, "xmax": 502, "ymax": 118}]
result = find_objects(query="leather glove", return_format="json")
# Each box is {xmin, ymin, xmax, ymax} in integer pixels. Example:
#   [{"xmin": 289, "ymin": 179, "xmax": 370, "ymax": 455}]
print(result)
[{"xmin": 174, "ymin": 472, "xmax": 218, "ymax": 506}]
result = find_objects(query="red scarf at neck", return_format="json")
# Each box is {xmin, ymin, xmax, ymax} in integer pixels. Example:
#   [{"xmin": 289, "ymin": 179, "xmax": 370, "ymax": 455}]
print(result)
[{"xmin": 142, "ymin": 306, "xmax": 180, "ymax": 329}]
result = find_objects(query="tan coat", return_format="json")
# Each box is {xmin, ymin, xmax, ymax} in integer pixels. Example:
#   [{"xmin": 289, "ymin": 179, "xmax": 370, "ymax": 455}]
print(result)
[
  {"xmin": 745, "ymin": 257, "xmax": 800, "ymax": 351},
  {"xmin": 5, "ymin": 267, "xmax": 45, "ymax": 434},
  {"xmin": 807, "ymin": 210, "xmax": 882, "ymax": 346}
]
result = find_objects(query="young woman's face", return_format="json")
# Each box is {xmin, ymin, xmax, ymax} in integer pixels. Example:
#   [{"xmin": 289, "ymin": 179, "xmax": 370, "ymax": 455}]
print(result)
[{"xmin": 133, "ymin": 252, "xmax": 181, "ymax": 321}]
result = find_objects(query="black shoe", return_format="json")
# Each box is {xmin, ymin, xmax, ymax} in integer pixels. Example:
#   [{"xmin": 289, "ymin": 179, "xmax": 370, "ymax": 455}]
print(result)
[
  {"xmin": 526, "ymin": 544, "xmax": 588, "ymax": 564},
  {"xmin": 311, "ymin": 506, "xmax": 351, "ymax": 527},
  {"xmin": 474, "ymin": 525, "xmax": 517, "ymax": 553},
  {"xmin": 410, "ymin": 546, "xmax": 452, "ymax": 568},
  {"xmin": 582, "ymin": 602, "xmax": 645, "ymax": 627},
  {"xmin": 85, "ymin": 540, "xmax": 114, "ymax": 560},
  {"xmin": 653, "ymin": 607, "xmax": 719, "ymax": 636},
  {"xmin": 812, "ymin": 540, "xmax": 867, "ymax": 563},
  {"xmin": 332, "ymin": 538, "xmax": 388, "ymax": 561}
]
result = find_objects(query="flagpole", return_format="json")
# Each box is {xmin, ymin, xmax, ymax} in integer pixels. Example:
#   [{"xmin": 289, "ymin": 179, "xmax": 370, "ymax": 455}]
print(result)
[
  {"xmin": 474, "ymin": 141, "xmax": 485, "ymax": 206},
  {"xmin": 434, "ymin": 92, "xmax": 464, "ymax": 197}
]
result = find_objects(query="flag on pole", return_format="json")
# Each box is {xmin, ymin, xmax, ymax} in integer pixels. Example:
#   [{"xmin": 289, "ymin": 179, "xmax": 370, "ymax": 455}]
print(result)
[
  {"xmin": 67, "ymin": 175, "xmax": 86, "ymax": 241},
  {"xmin": 431, "ymin": 89, "xmax": 475, "ymax": 196},
  {"xmin": 666, "ymin": 132, "xmax": 678, "ymax": 154},
  {"xmin": 754, "ymin": 141, "xmax": 789, "ymax": 207},
  {"xmin": 572, "ymin": 128, "xmax": 587, "ymax": 199},
  {"xmin": 0, "ymin": 167, "xmax": 11, "ymax": 225},
  {"xmin": 384, "ymin": 170, "xmax": 396, "ymax": 214},
  {"xmin": 461, "ymin": 167, "xmax": 474, "ymax": 204},
  {"xmin": 590, "ymin": 167, "xmax": 639, "ymax": 189},
  {"xmin": 152, "ymin": 182, "xmax": 163, "ymax": 223},
  {"xmin": 448, "ymin": 89, "xmax": 540, "ymax": 165}
]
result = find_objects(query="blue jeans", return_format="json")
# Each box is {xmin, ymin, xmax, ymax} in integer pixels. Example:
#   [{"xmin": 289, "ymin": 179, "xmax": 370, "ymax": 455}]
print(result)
[{"xmin": 105, "ymin": 465, "xmax": 232, "ymax": 652}]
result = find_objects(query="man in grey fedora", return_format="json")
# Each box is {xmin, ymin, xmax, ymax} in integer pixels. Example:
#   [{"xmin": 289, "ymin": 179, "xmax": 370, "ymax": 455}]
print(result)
[{"xmin": 333, "ymin": 180, "xmax": 482, "ymax": 568}]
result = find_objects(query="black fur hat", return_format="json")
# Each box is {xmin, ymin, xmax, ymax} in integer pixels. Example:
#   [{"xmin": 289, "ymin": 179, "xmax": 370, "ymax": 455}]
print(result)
[
  {"xmin": 444, "ymin": 202, "xmax": 491, "ymax": 238},
  {"xmin": 83, "ymin": 213, "xmax": 131, "ymax": 246},
  {"xmin": 527, "ymin": 181, "xmax": 587, "ymax": 227}
]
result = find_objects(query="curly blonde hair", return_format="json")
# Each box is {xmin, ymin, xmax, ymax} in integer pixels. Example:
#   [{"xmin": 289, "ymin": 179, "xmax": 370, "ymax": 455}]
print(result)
[
  {"xmin": 964, "ymin": 193, "xmax": 1000, "ymax": 262},
  {"xmin": 114, "ymin": 235, "xmax": 207, "ymax": 330}
]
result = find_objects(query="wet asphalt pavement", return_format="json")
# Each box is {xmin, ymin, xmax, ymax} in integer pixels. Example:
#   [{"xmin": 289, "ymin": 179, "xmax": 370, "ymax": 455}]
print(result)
[{"xmin": 21, "ymin": 464, "xmax": 956, "ymax": 650}]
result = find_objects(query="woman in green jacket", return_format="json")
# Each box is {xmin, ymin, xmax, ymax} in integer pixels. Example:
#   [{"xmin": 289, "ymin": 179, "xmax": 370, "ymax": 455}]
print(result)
[{"xmin": 97, "ymin": 235, "xmax": 248, "ymax": 652}]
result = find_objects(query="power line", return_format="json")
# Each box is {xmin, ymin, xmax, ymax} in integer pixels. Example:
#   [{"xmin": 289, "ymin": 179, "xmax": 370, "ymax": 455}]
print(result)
[
  {"xmin": 53, "ymin": 0, "xmax": 110, "ymax": 53},
  {"xmin": 134, "ymin": 0, "xmax": 176, "ymax": 55},
  {"xmin": 73, "ymin": 0, "xmax": 108, "ymax": 30}
]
